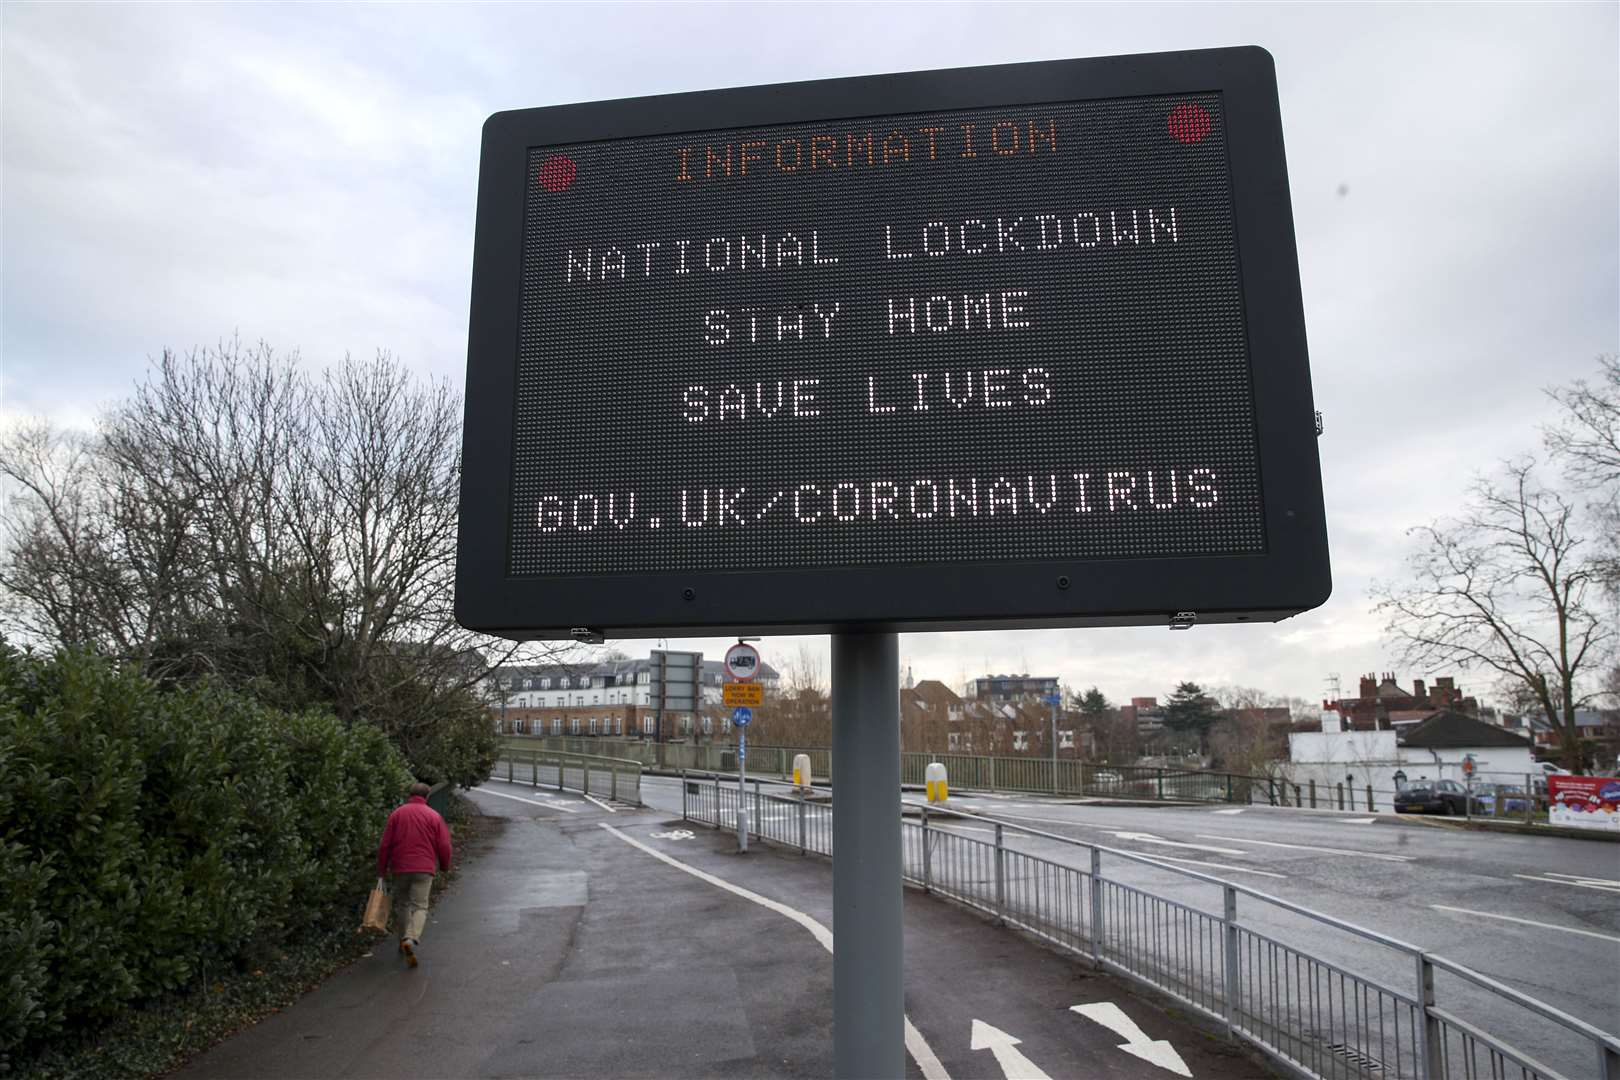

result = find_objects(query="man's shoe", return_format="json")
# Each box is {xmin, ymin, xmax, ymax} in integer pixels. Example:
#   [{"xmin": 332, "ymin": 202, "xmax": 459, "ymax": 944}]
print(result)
[
  {"xmin": 402, "ymin": 939, "xmax": 418, "ymax": 968},
  {"xmin": 397, "ymin": 938, "xmax": 406, "ymax": 955}
]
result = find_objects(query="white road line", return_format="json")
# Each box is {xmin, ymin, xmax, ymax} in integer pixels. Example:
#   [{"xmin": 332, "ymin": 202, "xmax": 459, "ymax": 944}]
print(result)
[
  {"xmin": 988, "ymin": 811, "xmax": 1105, "ymax": 829},
  {"xmin": 473, "ymin": 786, "xmax": 581, "ymax": 813},
  {"xmin": 1111, "ymin": 831, "xmax": 1248, "ymax": 856},
  {"xmin": 480, "ymin": 779, "xmax": 583, "ymax": 811},
  {"xmin": 583, "ymin": 793, "xmax": 616, "ymax": 813},
  {"xmin": 1514, "ymin": 873, "xmax": 1620, "ymax": 893},
  {"xmin": 1340, "ymin": 818, "xmax": 1377, "ymax": 824},
  {"xmin": 1195, "ymin": 834, "xmax": 1415, "ymax": 863},
  {"xmin": 600, "ymin": 824, "xmax": 951, "ymax": 1080},
  {"xmin": 1123, "ymin": 851, "xmax": 1286, "ymax": 879},
  {"xmin": 1430, "ymin": 905, "xmax": 1620, "ymax": 943},
  {"xmin": 1211, "ymin": 808, "xmax": 1246, "ymax": 815},
  {"xmin": 1541, "ymin": 871, "xmax": 1620, "ymax": 886}
]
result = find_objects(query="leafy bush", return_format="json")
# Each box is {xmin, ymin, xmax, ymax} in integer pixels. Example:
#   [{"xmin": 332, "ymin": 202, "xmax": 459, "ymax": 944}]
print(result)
[{"xmin": 0, "ymin": 645, "xmax": 412, "ymax": 1069}]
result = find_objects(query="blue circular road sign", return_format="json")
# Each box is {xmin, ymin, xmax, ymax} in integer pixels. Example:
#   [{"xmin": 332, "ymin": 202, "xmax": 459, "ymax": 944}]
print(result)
[{"xmin": 732, "ymin": 706, "xmax": 753, "ymax": 727}]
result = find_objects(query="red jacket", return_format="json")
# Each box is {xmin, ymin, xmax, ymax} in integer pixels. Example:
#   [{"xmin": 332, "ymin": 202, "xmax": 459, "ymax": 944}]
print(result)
[{"xmin": 377, "ymin": 796, "xmax": 453, "ymax": 876}]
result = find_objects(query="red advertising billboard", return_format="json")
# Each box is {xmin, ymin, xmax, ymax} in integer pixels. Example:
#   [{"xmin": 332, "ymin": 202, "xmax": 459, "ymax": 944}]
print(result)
[{"xmin": 1547, "ymin": 775, "xmax": 1620, "ymax": 832}]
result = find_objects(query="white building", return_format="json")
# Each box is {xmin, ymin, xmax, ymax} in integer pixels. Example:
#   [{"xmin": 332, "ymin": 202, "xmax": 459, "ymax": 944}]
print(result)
[
  {"xmin": 485, "ymin": 655, "xmax": 780, "ymax": 738},
  {"xmin": 1287, "ymin": 710, "xmax": 1538, "ymax": 795}
]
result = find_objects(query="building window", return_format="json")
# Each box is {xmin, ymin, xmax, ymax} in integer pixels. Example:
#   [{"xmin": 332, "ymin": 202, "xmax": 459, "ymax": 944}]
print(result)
[
  {"xmin": 592, "ymin": 694, "xmax": 600, "ymax": 704},
  {"xmin": 642, "ymin": 715, "xmax": 655, "ymax": 735},
  {"xmin": 540, "ymin": 677, "xmax": 551, "ymax": 689},
  {"xmin": 570, "ymin": 717, "xmax": 581, "ymax": 735},
  {"xmin": 589, "ymin": 718, "xmax": 599, "ymax": 735},
  {"xmin": 638, "ymin": 672, "xmax": 650, "ymax": 685},
  {"xmin": 552, "ymin": 717, "xmax": 562, "ymax": 735}
]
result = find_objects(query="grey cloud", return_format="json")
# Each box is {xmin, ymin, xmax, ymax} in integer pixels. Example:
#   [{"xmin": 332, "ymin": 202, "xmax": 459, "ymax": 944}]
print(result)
[{"xmin": 2, "ymin": 2, "xmax": 1614, "ymax": 705}]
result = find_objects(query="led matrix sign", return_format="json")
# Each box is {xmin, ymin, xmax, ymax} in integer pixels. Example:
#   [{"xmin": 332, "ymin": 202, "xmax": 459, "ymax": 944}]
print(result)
[{"xmin": 459, "ymin": 48, "xmax": 1329, "ymax": 638}]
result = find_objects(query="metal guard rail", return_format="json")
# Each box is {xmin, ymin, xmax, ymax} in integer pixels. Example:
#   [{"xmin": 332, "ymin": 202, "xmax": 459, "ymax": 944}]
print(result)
[
  {"xmin": 492, "ymin": 747, "xmax": 643, "ymax": 806},
  {"xmin": 679, "ymin": 769, "xmax": 1620, "ymax": 1080}
]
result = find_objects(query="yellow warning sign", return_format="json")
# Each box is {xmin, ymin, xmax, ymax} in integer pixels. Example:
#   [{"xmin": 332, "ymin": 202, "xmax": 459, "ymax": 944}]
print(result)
[{"xmin": 722, "ymin": 682, "xmax": 764, "ymax": 707}]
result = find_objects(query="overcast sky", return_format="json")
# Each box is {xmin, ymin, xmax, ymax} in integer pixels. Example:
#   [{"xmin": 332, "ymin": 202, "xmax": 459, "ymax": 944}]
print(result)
[{"xmin": 3, "ymin": 2, "xmax": 1616, "ymax": 708}]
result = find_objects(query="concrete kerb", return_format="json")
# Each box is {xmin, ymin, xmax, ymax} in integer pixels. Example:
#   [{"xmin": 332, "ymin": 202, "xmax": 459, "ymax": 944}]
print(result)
[{"xmin": 1385, "ymin": 812, "xmax": 1620, "ymax": 842}]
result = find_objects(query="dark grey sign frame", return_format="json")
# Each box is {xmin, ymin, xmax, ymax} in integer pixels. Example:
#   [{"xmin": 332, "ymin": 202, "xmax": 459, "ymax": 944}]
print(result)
[{"xmin": 457, "ymin": 46, "xmax": 1329, "ymax": 640}]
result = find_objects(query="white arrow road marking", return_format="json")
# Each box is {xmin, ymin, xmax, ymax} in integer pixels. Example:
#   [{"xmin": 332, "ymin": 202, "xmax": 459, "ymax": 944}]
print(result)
[
  {"xmin": 1211, "ymin": 808, "xmax": 1246, "ymax": 815},
  {"xmin": 1430, "ymin": 905, "xmax": 1620, "ymax": 943},
  {"xmin": 1195, "ymin": 835, "xmax": 1415, "ymax": 863},
  {"xmin": 1514, "ymin": 873, "xmax": 1620, "ymax": 893},
  {"xmin": 649, "ymin": 829, "xmax": 695, "ymax": 840},
  {"xmin": 599, "ymin": 824, "xmax": 951, "ymax": 1080},
  {"xmin": 969, "ymin": 1019, "xmax": 1053, "ymax": 1080},
  {"xmin": 1110, "ymin": 831, "xmax": 1248, "ymax": 856},
  {"xmin": 1071, "ymin": 1002, "xmax": 1192, "ymax": 1077}
]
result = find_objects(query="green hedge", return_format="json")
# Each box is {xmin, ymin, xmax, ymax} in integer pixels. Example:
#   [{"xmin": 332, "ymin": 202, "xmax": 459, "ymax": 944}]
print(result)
[{"xmin": 0, "ymin": 646, "xmax": 413, "ymax": 1069}]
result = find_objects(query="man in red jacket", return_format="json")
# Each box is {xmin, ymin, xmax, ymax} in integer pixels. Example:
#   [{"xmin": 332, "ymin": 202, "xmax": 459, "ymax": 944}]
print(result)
[{"xmin": 376, "ymin": 782, "xmax": 453, "ymax": 968}]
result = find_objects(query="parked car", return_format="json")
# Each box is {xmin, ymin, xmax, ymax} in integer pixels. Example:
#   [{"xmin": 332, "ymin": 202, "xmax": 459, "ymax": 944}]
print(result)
[
  {"xmin": 1530, "ymin": 761, "xmax": 1569, "ymax": 794},
  {"xmin": 1394, "ymin": 779, "xmax": 1485, "ymax": 815},
  {"xmin": 1472, "ymin": 783, "xmax": 1532, "ymax": 815},
  {"xmin": 1088, "ymin": 770, "xmax": 1124, "ymax": 791}
]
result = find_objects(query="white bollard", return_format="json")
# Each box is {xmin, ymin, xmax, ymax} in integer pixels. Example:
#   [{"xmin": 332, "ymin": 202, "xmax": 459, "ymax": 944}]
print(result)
[
  {"xmin": 793, "ymin": 753, "xmax": 814, "ymax": 793},
  {"xmin": 926, "ymin": 761, "xmax": 949, "ymax": 804}
]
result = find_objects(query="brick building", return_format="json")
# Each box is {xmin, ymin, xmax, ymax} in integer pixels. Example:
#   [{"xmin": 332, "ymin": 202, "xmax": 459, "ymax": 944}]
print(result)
[{"xmin": 1323, "ymin": 673, "xmax": 1478, "ymax": 732}]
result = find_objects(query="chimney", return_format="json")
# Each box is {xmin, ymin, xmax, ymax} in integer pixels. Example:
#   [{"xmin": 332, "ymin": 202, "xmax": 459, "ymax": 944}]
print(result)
[
  {"xmin": 1413, "ymin": 679, "xmax": 1426, "ymax": 699},
  {"xmin": 1359, "ymin": 674, "xmax": 1377, "ymax": 699}
]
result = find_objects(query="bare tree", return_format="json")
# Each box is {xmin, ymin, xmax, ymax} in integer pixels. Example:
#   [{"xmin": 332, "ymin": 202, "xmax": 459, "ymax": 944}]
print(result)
[
  {"xmin": 757, "ymin": 643, "xmax": 830, "ymax": 746},
  {"xmin": 1372, "ymin": 459, "xmax": 1613, "ymax": 771},
  {"xmin": 1206, "ymin": 712, "xmax": 1286, "ymax": 777},
  {"xmin": 1545, "ymin": 355, "xmax": 1620, "ymax": 487},
  {"xmin": 1545, "ymin": 354, "xmax": 1619, "ymax": 596},
  {"xmin": 0, "ymin": 340, "xmax": 575, "ymax": 783}
]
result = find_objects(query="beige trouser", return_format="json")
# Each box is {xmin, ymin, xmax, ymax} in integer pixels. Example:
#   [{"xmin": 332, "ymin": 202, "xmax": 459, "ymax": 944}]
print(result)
[{"xmin": 393, "ymin": 872, "xmax": 433, "ymax": 942}]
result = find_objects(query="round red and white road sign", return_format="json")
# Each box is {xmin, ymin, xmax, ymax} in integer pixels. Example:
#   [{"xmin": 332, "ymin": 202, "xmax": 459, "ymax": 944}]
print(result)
[{"xmin": 724, "ymin": 642, "xmax": 761, "ymax": 682}]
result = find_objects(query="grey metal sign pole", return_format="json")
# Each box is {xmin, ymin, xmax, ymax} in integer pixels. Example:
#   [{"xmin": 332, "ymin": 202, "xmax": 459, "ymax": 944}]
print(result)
[
  {"xmin": 1051, "ymin": 694, "xmax": 1059, "ymax": 795},
  {"xmin": 831, "ymin": 631, "xmax": 903, "ymax": 1080},
  {"xmin": 737, "ymin": 729, "xmax": 748, "ymax": 852}
]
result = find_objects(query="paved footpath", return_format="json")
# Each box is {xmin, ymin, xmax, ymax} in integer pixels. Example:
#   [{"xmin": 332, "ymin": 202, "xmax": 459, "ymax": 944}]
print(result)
[{"xmin": 177, "ymin": 780, "xmax": 1273, "ymax": 1079}]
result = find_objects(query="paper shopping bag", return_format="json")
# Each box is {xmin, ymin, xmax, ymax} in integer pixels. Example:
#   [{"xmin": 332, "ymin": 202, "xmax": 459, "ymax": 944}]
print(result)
[{"xmin": 361, "ymin": 878, "xmax": 391, "ymax": 932}]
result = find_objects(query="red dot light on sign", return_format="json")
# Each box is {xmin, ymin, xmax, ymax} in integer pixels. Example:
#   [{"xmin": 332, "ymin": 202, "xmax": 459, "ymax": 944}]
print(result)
[
  {"xmin": 1167, "ymin": 103, "xmax": 1212, "ymax": 144},
  {"xmin": 537, "ymin": 155, "xmax": 577, "ymax": 192}
]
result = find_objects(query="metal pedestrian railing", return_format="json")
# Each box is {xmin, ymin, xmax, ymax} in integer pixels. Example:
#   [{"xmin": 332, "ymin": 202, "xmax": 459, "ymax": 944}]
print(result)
[
  {"xmin": 680, "ymin": 771, "xmax": 1620, "ymax": 1080},
  {"xmin": 502, "ymin": 734, "xmax": 1267, "ymax": 804},
  {"xmin": 490, "ymin": 747, "xmax": 642, "ymax": 805}
]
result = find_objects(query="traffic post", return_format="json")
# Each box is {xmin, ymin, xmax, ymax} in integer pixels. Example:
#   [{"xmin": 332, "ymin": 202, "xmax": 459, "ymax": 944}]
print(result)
[
  {"xmin": 726, "ymin": 642, "xmax": 762, "ymax": 853},
  {"xmin": 1045, "ymin": 691, "xmax": 1062, "ymax": 794},
  {"xmin": 737, "ymin": 717, "xmax": 749, "ymax": 852}
]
